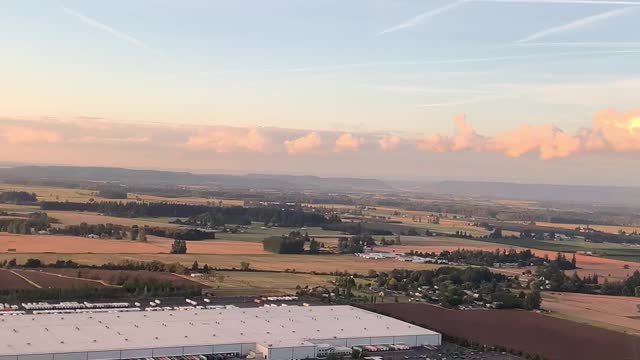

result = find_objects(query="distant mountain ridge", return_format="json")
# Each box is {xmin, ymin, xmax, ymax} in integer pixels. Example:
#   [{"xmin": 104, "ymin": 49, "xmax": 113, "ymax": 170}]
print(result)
[
  {"xmin": 0, "ymin": 166, "xmax": 392, "ymax": 192},
  {"xmin": 417, "ymin": 180, "xmax": 640, "ymax": 206},
  {"xmin": 1, "ymin": 166, "xmax": 639, "ymax": 206}
]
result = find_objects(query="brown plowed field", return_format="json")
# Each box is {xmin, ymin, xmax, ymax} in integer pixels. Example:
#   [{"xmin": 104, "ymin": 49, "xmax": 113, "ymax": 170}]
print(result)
[
  {"xmin": 42, "ymin": 268, "xmax": 203, "ymax": 288},
  {"xmin": 0, "ymin": 269, "xmax": 37, "ymax": 289},
  {"xmin": 10, "ymin": 269, "xmax": 106, "ymax": 288},
  {"xmin": 368, "ymin": 303, "xmax": 640, "ymax": 360}
]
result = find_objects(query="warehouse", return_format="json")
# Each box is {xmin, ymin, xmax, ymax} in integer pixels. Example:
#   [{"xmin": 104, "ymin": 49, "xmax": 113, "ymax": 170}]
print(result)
[{"xmin": 0, "ymin": 305, "xmax": 440, "ymax": 360}]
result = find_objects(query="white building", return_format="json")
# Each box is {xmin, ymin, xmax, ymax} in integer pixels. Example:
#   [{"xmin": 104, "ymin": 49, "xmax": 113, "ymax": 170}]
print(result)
[{"xmin": 0, "ymin": 305, "xmax": 440, "ymax": 360}]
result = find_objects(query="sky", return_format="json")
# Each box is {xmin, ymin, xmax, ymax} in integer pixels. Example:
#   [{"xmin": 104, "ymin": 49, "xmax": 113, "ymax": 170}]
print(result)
[{"xmin": 1, "ymin": 0, "xmax": 640, "ymax": 185}]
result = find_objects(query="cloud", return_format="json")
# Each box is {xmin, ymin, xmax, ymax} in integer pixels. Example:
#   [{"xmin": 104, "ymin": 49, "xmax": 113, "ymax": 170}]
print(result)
[
  {"xmin": 284, "ymin": 132, "xmax": 323, "ymax": 155},
  {"xmin": 0, "ymin": 126, "xmax": 62, "ymax": 145},
  {"xmin": 334, "ymin": 133, "xmax": 363, "ymax": 152},
  {"xmin": 486, "ymin": 124, "xmax": 582, "ymax": 159},
  {"xmin": 585, "ymin": 109, "xmax": 640, "ymax": 152},
  {"xmin": 186, "ymin": 128, "xmax": 267, "ymax": 153},
  {"xmin": 517, "ymin": 7, "xmax": 636, "ymax": 43},
  {"xmin": 417, "ymin": 109, "xmax": 640, "ymax": 159},
  {"xmin": 62, "ymin": 6, "xmax": 150, "ymax": 49},
  {"xmin": 70, "ymin": 136, "xmax": 151, "ymax": 144},
  {"xmin": 378, "ymin": 0, "xmax": 466, "ymax": 35},
  {"xmin": 379, "ymin": 135, "xmax": 402, "ymax": 151},
  {"xmin": 416, "ymin": 116, "xmax": 485, "ymax": 152}
]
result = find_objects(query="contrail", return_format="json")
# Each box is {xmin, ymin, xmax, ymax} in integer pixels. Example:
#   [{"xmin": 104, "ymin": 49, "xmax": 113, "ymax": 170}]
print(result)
[
  {"xmin": 516, "ymin": 41, "xmax": 640, "ymax": 47},
  {"xmin": 378, "ymin": 0, "xmax": 467, "ymax": 35},
  {"xmin": 62, "ymin": 6, "xmax": 150, "ymax": 49},
  {"xmin": 473, "ymin": 0, "xmax": 640, "ymax": 5},
  {"xmin": 517, "ymin": 7, "xmax": 636, "ymax": 43}
]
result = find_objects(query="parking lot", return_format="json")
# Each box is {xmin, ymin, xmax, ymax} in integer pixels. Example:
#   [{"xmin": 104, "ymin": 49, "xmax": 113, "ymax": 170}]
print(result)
[{"xmin": 363, "ymin": 343, "xmax": 524, "ymax": 360}]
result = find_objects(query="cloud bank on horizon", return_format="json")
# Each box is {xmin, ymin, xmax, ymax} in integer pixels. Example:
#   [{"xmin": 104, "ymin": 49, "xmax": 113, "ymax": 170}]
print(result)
[{"xmin": 2, "ymin": 108, "xmax": 639, "ymax": 161}]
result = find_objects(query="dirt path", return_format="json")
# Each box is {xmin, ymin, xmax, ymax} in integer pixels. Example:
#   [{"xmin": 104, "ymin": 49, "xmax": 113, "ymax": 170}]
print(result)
[{"xmin": 10, "ymin": 270, "xmax": 41, "ymax": 288}]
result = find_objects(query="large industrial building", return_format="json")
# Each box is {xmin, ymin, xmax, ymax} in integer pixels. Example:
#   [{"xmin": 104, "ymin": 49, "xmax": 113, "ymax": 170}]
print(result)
[{"xmin": 0, "ymin": 305, "xmax": 441, "ymax": 360}]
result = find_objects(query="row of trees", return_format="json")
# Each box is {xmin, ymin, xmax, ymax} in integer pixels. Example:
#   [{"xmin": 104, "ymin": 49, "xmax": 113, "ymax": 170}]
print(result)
[
  {"xmin": 41, "ymin": 201, "xmax": 333, "ymax": 227},
  {"xmin": 0, "ymin": 212, "xmax": 52, "ymax": 234},
  {"xmin": 0, "ymin": 191, "xmax": 37, "ymax": 204},
  {"xmin": 262, "ymin": 231, "xmax": 309, "ymax": 254}
]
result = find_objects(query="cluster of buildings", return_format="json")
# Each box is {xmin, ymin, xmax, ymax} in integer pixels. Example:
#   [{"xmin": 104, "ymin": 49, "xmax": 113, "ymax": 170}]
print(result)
[
  {"xmin": 0, "ymin": 305, "xmax": 441, "ymax": 360},
  {"xmin": 355, "ymin": 253, "xmax": 449, "ymax": 265}
]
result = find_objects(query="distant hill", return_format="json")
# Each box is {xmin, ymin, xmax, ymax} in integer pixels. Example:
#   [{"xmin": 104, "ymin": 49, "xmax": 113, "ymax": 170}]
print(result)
[
  {"xmin": 417, "ymin": 180, "xmax": 640, "ymax": 206},
  {"xmin": 0, "ymin": 166, "xmax": 392, "ymax": 192}
]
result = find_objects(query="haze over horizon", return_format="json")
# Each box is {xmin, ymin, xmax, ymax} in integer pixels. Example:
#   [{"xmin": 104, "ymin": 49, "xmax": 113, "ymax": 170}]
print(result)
[{"xmin": 2, "ymin": 1, "xmax": 640, "ymax": 186}]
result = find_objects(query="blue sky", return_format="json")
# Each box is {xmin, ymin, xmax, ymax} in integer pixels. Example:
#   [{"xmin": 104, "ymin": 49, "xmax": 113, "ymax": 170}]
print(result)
[{"xmin": 1, "ymin": 0, "xmax": 639, "ymax": 184}]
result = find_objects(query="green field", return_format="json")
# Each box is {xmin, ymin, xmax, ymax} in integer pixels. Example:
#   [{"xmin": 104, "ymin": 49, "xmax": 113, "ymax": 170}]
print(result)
[{"xmin": 215, "ymin": 224, "xmax": 344, "ymax": 242}]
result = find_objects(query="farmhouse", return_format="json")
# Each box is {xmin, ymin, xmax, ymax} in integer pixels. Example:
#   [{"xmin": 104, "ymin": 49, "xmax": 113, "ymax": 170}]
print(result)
[{"xmin": 0, "ymin": 305, "xmax": 440, "ymax": 360}]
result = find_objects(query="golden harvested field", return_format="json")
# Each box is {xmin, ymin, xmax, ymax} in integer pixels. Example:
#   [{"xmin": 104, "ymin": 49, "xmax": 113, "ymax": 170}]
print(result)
[
  {"xmin": 542, "ymin": 292, "xmax": 640, "ymax": 336},
  {"xmin": 0, "ymin": 233, "xmax": 266, "ymax": 255},
  {"xmin": 47, "ymin": 210, "xmax": 183, "ymax": 228},
  {"xmin": 185, "ymin": 271, "xmax": 334, "ymax": 296},
  {"xmin": 0, "ymin": 252, "xmax": 435, "ymax": 274},
  {"xmin": 0, "ymin": 184, "xmax": 115, "ymax": 202},
  {"xmin": 534, "ymin": 221, "xmax": 640, "ymax": 235}
]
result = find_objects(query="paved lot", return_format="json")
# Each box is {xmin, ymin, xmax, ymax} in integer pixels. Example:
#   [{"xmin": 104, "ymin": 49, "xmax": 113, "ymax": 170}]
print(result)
[{"xmin": 365, "ymin": 343, "xmax": 523, "ymax": 360}]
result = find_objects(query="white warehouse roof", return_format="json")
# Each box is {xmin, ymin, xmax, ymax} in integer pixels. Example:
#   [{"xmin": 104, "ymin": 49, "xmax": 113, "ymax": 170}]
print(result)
[{"xmin": 0, "ymin": 305, "xmax": 439, "ymax": 357}]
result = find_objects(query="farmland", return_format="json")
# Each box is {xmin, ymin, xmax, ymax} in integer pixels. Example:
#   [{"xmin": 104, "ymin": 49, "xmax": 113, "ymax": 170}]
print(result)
[
  {"xmin": 542, "ymin": 292, "xmax": 640, "ymax": 336},
  {"xmin": 0, "ymin": 233, "xmax": 267, "ymax": 255},
  {"xmin": 0, "ymin": 269, "xmax": 37, "ymax": 289},
  {"xmin": 42, "ymin": 268, "xmax": 203, "ymax": 288},
  {"xmin": 184, "ymin": 271, "xmax": 334, "ymax": 296},
  {"xmin": 10, "ymin": 269, "xmax": 107, "ymax": 288},
  {"xmin": 368, "ymin": 303, "xmax": 640, "ymax": 360}
]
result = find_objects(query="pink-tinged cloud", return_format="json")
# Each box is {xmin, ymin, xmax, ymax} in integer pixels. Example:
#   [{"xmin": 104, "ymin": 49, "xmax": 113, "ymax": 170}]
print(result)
[
  {"xmin": 70, "ymin": 136, "xmax": 151, "ymax": 144},
  {"xmin": 334, "ymin": 133, "xmax": 362, "ymax": 152},
  {"xmin": 284, "ymin": 132, "xmax": 322, "ymax": 155},
  {"xmin": 416, "ymin": 134, "xmax": 451, "ymax": 153},
  {"xmin": 487, "ymin": 124, "xmax": 581, "ymax": 160},
  {"xmin": 416, "ymin": 115, "xmax": 484, "ymax": 153},
  {"xmin": 0, "ymin": 126, "xmax": 62, "ymax": 144},
  {"xmin": 378, "ymin": 135, "xmax": 401, "ymax": 151},
  {"xmin": 186, "ymin": 128, "xmax": 266, "ymax": 152},
  {"xmin": 585, "ymin": 109, "xmax": 640, "ymax": 153}
]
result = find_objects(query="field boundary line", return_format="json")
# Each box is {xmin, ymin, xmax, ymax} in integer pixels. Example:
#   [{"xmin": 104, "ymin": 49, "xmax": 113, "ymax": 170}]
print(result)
[{"xmin": 10, "ymin": 270, "xmax": 42, "ymax": 288}]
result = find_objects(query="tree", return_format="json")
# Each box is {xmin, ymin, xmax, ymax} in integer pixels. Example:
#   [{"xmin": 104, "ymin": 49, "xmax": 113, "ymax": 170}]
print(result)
[
  {"xmin": 202, "ymin": 264, "xmax": 210, "ymax": 274},
  {"xmin": 240, "ymin": 261, "xmax": 251, "ymax": 271},
  {"xmin": 137, "ymin": 227, "xmax": 147, "ymax": 242},
  {"xmin": 309, "ymin": 238, "xmax": 320, "ymax": 254},
  {"xmin": 170, "ymin": 239, "xmax": 187, "ymax": 254},
  {"xmin": 191, "ymin": 260, "xmax": 199, "ymax": 272},
  {"xmin": 523, "ymin": 290, "xmax": 542, "ymax": 310}
]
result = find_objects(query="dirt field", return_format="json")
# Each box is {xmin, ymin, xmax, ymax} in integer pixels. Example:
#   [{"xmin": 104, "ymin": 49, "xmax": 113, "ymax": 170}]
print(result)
[
  {"xmin": 10, "ymin": 269, "xmax": 107, "ymax": 288},
  {"xmin": 42, "ymin": 268, "xmax": 203, "ymax": 288},
  {"xmin": 0, "ymin": 233, "xmax": 267, "ymax": 254},
  {"xmin": 542, "ymin": 292, "xmax": 640, "ymax": 336},
  {"xmin": 0, "ymin": 269, "xmax": 37, "ymax": 289},
  {"xmin": 368, "ymin": 303, "xmax": 640, "ymax": 360},
  {"xmin": 185, "ymin": 271, "xmax": 333, "ymax": 296}
]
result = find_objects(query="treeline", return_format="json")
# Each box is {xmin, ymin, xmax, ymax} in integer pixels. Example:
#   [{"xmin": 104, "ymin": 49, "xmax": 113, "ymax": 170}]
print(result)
[
  {"xmin": 410, "ymin": 248, "xmax": 577, "ymax": 270},
  {"xmin": 0, "ymin": 191, "xmax": 37, "ymax": 203},
  {"xmin": 539, "ymin": 265, "xmax": 640, "ymax": 297},
  {"xmin": 337, "ymin": 235, "xmax": 376, "ymax": 254},
  {"xmin": 0, "ymin": 212, "xmax": 52, "ymax": 234},
  {"xmin": 49, "ymin": 222, "xmax": 215, "ymax": 241},
  {"xmin": 262, "ymin": 231, "xmax": 310, "ymax": 254},
  {"xmin": 372, "ymin": 267, "xmax": 539, "ymax": 310},
  {"xmin": 321, "ymin": 222, "xmax": 393, "ymax": 235},
  {"xmin": 41, "ymin": 201, "xmax": 333, "ymax": 227},
  {"xmin": 0, "ymin": 276, "xmax": 200, "ymax": 302}
]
